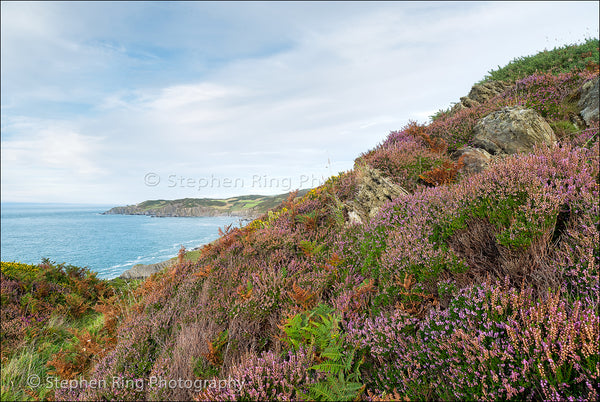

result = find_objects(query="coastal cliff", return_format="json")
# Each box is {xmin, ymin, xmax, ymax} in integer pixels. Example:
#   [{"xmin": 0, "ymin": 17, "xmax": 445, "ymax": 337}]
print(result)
[{"xmin": 103, "ymin": 191, "xmax": 309, "ymax": 218}]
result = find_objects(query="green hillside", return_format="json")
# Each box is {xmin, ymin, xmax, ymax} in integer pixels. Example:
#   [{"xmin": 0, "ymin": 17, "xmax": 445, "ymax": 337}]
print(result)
[{"xmin": 104, "ymin": 190, "xmax": 310, "ymax": 217}]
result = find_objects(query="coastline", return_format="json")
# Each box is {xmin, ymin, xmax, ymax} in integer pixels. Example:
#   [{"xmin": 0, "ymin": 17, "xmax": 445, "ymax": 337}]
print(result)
[
  {"xmin": 102, "ymin": 191, "xmax": 308, "ymax": 219},
  {"xmin": 117, "ymin": 244, "xmax": 212, "ymax": 280}
]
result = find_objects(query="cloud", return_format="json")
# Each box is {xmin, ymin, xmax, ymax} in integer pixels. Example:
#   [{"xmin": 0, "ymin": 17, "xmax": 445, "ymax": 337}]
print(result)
[
  {"xmin": 1, "ymin": 1, "xmax": 598, "ymax": 203},
  {"xmin": 1, "ymin": 118, "xmax": 111, "ymax": 202},
  {"xmin": 2, "ymin": 119, "xmax": 104, "ymax": 170}
]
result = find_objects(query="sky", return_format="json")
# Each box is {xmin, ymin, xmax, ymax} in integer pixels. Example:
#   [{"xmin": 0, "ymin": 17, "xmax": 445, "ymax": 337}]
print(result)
[{"xmin": 1, "ymin": 1, "xmax": 599, "ymax": 205}]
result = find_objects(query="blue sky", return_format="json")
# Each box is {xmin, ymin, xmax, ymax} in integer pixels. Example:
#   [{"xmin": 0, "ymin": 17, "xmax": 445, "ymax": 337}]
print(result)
[{"xmin": 2, "ymin": 1, "xmax": 599, "ymax": 205}]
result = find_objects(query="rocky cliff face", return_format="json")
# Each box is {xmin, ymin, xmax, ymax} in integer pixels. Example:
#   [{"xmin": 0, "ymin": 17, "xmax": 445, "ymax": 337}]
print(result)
[
  {"xmin": 103, "ymin": 205, "xmax": 258, "ymax": 218},
  {"xmin": 450, "ymin": 80, "xmax": 513, "ymax": 113},
  {"xmin": 344, "ymin": 165, "xmax": 409, "ymax": 225}
]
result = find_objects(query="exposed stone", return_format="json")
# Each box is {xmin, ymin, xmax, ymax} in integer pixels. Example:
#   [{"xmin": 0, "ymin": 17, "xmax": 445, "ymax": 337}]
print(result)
[
  {"xmin": 578, "ymin": 76, "xmax": 599, "ymax": 126},
  {"xmin": 472, "ymin": 107, "xmax": 557, "ymax": 155},
  {"xmin": 119, "ymin": 260, "xmax": 173, "ymax": 279},
  {"xmin": 450, "ymin": 81, "xmax": 513, "ymax": 113},
  {"xmin": 467, "ymin": 81, "xmax": 513, "ymax": 104},
  {"xmin": 458, "ymin": 96, "xmax": 479, "ymax": 108},
  {"xmin": 450, "ymin": 102, "xmax": 467, "ymax": 113},
  {"xmin": 344, "ymin": 165, "xmax": 409, "ymax": 225},
  {"xmin": 452, "ymin": 146, "xmax": 493, "ymax": 175}
]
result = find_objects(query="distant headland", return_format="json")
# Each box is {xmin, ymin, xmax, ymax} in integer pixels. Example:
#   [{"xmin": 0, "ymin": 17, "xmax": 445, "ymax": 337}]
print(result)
[{"xmin": 102, "ymin": 190, "xmax": 310, "ymax": 218}]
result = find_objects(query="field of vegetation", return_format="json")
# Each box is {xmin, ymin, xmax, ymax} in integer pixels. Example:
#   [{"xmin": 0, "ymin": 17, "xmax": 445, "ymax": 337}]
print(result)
[
  {"xmin": 1, "ymin": 38, "xmax": 598, "ymax": 401},
  {"xmin": 0, "ymin": 261, "xmax": 142, "ymax": 401}
]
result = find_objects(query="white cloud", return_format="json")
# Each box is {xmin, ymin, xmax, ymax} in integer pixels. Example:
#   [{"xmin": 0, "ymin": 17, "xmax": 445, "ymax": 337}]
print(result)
[
  {"xmin": 1, "ymin": 117, "xmax": 110, "ymax": 202},
  {"xmin": 1, "ymin": 1, "xmax": 598, "ymax": 204}
]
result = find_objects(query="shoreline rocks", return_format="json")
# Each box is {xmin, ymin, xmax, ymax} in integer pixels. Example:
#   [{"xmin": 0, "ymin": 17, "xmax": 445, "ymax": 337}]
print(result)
[{"xmin": 119, "ymin": 259, "xmax": 174, "ymax": 279}]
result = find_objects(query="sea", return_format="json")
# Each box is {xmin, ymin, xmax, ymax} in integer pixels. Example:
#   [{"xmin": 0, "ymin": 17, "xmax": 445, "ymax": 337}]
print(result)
[{"xmin": 0, "ymin": 203, "xmax": 243, "ymax": 279}]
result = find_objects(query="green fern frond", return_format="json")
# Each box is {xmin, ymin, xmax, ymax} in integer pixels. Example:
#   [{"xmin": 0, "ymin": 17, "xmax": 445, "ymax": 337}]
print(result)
[
  {"xmin": 307, "ymin": 376, "xmax": 365, "ymax": 401},
  {"xmin": 311, "ymin": 361, "xmax": 346, "ymax": 375}
]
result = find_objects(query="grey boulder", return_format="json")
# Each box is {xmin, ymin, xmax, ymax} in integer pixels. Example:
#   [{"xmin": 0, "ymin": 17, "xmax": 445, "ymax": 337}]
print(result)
[
  {"xmin": 578, "ymin": 76, "xmax": 599, "ymax": 126},
  {"xmin": 472, "ymin": 107, "xmax": 557, "ymax": 155}
]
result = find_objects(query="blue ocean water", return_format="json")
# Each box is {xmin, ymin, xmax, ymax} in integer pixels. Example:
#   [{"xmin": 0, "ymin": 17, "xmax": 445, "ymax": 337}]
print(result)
[{"xmin": 0, "ymin": 203, "xmax": 242, "ymax": 279}]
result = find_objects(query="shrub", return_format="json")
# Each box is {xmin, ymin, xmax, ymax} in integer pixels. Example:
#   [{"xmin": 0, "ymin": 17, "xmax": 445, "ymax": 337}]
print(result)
[
  {"xmin": 479, "ymin": 38, "xmax": 599, "ymax": 83},
  {"xmin": 505, "ymin": 71, "xmax": 595, "ymax": 121},
  {"xmin": 348, "ymin": 280, "xmax": 599, "ymax": 401},
  {"xmin": 197, "ymin": 348, "xmax": 322, "ymax": 401},
  {"xmin": 281, "ymin": 304, "xmax": 364, "ymax": 401},
  {"xmin": 358, "ymin": 125, "xmax": 453, "ymax": 191}
]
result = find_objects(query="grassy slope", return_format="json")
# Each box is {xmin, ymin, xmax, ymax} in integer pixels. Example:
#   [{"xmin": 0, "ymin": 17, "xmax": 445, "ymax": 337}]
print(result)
[{"xmin": 1, "ymin": 38, "xmax": 598, "ymax": 401}]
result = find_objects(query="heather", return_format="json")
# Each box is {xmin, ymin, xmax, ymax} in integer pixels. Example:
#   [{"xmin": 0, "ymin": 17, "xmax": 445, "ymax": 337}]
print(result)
[
  {"xmin": 347, "ymin": 279, "xmax": 599, "ymax": 400},
  {"xmin": 425, "ymin": 70, "xmax": 596, "ymax": 151},
  {"xmin": 3, "ymin": 40, "xmax": 599, "ymax": 401}
]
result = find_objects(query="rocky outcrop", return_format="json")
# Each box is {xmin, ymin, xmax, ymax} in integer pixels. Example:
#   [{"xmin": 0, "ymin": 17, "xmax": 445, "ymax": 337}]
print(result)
[
  {"xmin": 452, "ymin": 146, "xmax": 493, "ymax": 175},
  {"xmin": 578, "ymin": 76, "xmax": 599, "ymax": 126},
  {"xmin": 472, "ymin": 107, "xmax": 557, "ymax": 155},
  {"xmin": 345, "ymin": 165, "xmax": 408, "ymax": 225},
  {"xmin": 450, "ymin": 81, "xmax": 513, "ymax": 113},
  {"xmin": 119, "ymin": 259, "xmax": 174, "ymax": 279}
]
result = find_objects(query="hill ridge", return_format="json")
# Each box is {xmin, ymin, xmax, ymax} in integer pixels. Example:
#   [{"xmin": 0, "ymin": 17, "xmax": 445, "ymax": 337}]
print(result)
[{"xmin": 103, "ymin": 190, "xmax": 310, "ymax": 217}]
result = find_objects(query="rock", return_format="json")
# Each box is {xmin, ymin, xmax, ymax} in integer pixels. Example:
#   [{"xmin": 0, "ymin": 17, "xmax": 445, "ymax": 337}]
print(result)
[
  {"xmin": 119, "ymin": 260, "xmax": 173, "ymax": 279},
  {"xmin": 578, "ymin": 76, "xmax": 599, "ymax": 126},
  {"xmin": 450, "ymin": 81, "xmax": 513, "ymax": 113},
  {"xmin": 472, "ymin": 107, "xmax": 557, "ymax": 155},
  {"xmin": 345, "ymin": 165, "xmax": 409, "ymax": 224},
  {"xmin": 458, "ymin": 96, "xmax": 479, "ymax": 108},
  {"xmin": 450, "ymin": 102, "xmax": 467, "ymax": 113},
  {"xmin": 467, "ymin": 81, "xmax": 513, "ymax": 104},
  {"xmin": 452, "ymin": 146, "xmax": 493, "ymax": 174}
]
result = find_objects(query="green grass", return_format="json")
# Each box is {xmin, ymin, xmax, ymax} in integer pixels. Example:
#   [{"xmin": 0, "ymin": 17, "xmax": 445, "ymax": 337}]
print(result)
[
  {"xmin": 1, "ymin": 262, "xmax": 144, "ymax": 401},
  {"xmin": 479, "ymin": 38, "xmax": 598, "ymax": 83},
  {"xmin": 1, "ymin": 340, "xmax": 58, "ymax": 401},
  {"xmin": 0, "ymin": 311, "xmax": 112, "ymax": 402}
]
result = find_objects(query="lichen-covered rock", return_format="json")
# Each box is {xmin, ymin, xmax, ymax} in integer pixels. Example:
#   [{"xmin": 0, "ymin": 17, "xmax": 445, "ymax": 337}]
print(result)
[
  {"xmin": 467, "ymin": 80, "xmax": 514, "ymax": 104},
  {"xmin": 345, "ymin": 165, "xmax": 408, "ymax": 225},
  {"xmin": 452, "ymin": 146, "xmax": 493, "ymax": 174},
  {"xmin": 450, "ymin": 81, "xmax": 513, "ymax": 113},
  {"xmin": 472, "ymin": 107, "xmax": 557, "ymax": 155},
  {"xmin": 578, "ymin": 76, "xmax": 599, "ymax": 126}
]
